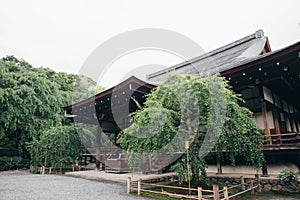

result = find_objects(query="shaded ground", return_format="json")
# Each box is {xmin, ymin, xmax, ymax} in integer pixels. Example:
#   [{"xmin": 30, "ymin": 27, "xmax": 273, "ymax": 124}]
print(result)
[{"xmin": 0, "ymin": 170, "xmax": 146, "ymax": 200}]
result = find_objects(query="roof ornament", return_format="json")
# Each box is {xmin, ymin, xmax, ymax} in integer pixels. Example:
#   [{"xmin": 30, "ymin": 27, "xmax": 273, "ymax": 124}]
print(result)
[{"xmin": 255, "ymin": 29, "xmax": 264, "ymax": 38}]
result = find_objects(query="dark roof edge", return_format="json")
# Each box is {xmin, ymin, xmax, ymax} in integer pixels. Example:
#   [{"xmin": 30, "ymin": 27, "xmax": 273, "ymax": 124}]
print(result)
[
  {"xmin": 220, "ymin": 41, "xmax": 300, "ymax": 75},
  {"xmin": 147, "ymin": 29, "xmax": 265, "ymax": 79},
  {"xmin": 63, "ymin": 76, "xmax": 156, "ymax": 111}
]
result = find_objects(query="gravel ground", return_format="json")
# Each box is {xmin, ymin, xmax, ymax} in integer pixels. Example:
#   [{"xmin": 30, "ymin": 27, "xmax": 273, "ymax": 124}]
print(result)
[
  {"xmin": 0, "ymin": 170, "xmax": 145, "ymax": 200},
  {"xmin": 1, "ymin": 170, "xmax": 299, "ymax": 200}
]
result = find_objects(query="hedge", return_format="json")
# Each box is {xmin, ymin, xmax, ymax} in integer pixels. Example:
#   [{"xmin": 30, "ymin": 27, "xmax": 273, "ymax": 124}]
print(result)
[{"xmin": 0, "ymin": 156, "xmax": 29, "ymax": 171}]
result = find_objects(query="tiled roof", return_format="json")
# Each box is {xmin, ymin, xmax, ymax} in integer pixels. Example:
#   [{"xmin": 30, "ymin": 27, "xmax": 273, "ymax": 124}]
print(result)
[{"xmin": 147, "ymin": 30, "xmax": 270, "ymax": 83}]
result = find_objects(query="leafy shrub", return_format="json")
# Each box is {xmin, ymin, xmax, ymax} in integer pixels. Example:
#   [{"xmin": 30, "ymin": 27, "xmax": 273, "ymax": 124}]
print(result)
[
  {"xmin": 26, "ymin": 125, "xmax": 84, "ymax": 172},
  {"xmin": 278, "ymin": 169, "xmax": 300, "ymax": 192},
  {"xmin": 0, "ymin": 148, "xmax": 19, "ymax": 157},
  {"xmin": 0, "ymin": 156, "xmax": 30, "ymax": 171}
]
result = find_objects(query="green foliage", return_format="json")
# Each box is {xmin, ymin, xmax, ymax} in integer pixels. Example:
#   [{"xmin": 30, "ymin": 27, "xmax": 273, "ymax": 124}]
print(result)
[
  {"xmin": 215, "ymin": 92, "xmax": 264, "ymax": 169},
  {"xmin": 0, "ymin": 148, "xmax": 19, "ymax": 157},
  {"xmin": 0, "ymin": 55, "xmax": 96, "ymax": 158},
  {"xmin": 0, "ymin": 156, "xmax": 30, "ymax": 171},
  {"xmin": 26, "ymin": 125, "xmax": 84, "ymax": 172},
  {"xmin": 278, "ymin": 169, "xmax": 300, "ymax": 191},
  {"xmin": 119, "ymin": 74, "xmax": 263, "ymax": 183},
  {"xmin": 75, "ymin": 124, "xmax": 97, "ymax": 148},
  {"xmin": 72, "ymin": 74, "xmax": 102, "ymax": 103}
]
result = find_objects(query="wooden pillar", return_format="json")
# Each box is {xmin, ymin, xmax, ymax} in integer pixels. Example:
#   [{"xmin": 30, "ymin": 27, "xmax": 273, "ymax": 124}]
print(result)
[
  {"xmin": 141, "ymin": 152, "xmax": 146, "ymax": 174},
  {"xmin": 216, "ymin": 156, "xmax": 222, "ymax": 175},
  {"xmin": 262, "ymin": 162, "xmax": 269, "ymax": 177},
  {"xmin": 272, "ymin": 109, "xmax": 281, "ymax": 143},
  {"xmin": 96, "ymin": 126, "xmax": 102, "ymax": 170},
  {"xmin": 261, "ymin": 101, "xmax": 272, "ymax": 144},
  {"xmin": 148, "ymin": 154, "xmax": 152, "ymax": 173}
]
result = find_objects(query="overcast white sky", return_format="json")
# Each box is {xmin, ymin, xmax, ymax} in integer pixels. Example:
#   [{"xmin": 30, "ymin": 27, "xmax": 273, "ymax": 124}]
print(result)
[{"xmin": 0, "ymin": 0, "xmax": 299, "ymax": 87}]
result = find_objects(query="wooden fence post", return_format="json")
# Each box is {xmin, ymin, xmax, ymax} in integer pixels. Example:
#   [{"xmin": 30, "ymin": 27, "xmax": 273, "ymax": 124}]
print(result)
[
  {"xmin": 138, "ymin": 179, "xmax": 142, "ymax": 196},
  {"xmin": 171, "ymin": 174, "xmax": 174, "ymax": 182},
  {"xmin": 198, "ymin": 187, "xmax": 202, "ymax": 200},
  {"xmin": 250, "ymin": 180, "xmax": 254, "ymax": 195},
  {"xmin": 240, "ymin": 176, "xmax": 245, "ymax": 190},
  {"xmin": 258, "ymin": 183, "xmax": 262, "ymax": 193},
  {"xmin": 255, "ymin": 174, "xmax": 262, "ymax": 192},
  {"xmin": 127, "ymin": 177, "xmax": 131, "ymax": 194},
  {"xmin": 213, "ymin": 185, "xmax": 219, "ymax": 200},
  {"xmin": 49, "ymin": 167, "xmax": 52, "ymax": 174},
  {"xmin": 223, "ymin": 186, "xmax": 229, "ymax": 200},
  {"xmin": 41, "ymin": 166, "xmax": 45, "ymax": 175}
]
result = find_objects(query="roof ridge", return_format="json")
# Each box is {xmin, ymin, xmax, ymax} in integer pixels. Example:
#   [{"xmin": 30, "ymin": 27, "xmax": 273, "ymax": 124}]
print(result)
[{"xmin": 205, "ymin": 29, "xmax": 264, "ymax": 57}]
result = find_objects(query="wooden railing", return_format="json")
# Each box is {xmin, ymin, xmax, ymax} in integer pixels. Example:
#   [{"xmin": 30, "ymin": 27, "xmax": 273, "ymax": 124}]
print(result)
[
  {"xmin": 221, "ymin": 179, "xmax": 261, "ymax": 200},
  {"xmin": 127, "ymin": 176, "xmax": 214, "ymax": 200},
  {"xmin": 81, "ymin": 146, "xmax": 121, "ymax": 165},
  {"xmin": 263, "ymin": 132, "xmax": 300, "ymax": 149},
  {"xmin": 127, "ymin": 175, "xmax": 261, "ymax": 200}
]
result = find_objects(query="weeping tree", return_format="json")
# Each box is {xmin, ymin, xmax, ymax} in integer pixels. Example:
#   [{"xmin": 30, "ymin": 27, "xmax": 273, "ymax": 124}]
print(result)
[
  {"xmin": 26, "ymin": 126, "xmax": 83, "ymax": 172},
  {"xmin": 0, "ymin": 56, "xmax": 97, "ymax": 167},
  {"xmin": 0, "ymin": 56, "xmax": 70, "ymax": 155},
  {"xmin": 119, "ymin": 74, "xmax": 264, "ymax": 183}
]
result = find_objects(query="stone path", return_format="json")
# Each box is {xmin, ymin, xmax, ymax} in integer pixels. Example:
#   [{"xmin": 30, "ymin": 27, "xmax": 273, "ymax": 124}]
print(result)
[{"xmin": 65, "ymin": 170, "xmax": 176, "ymax": 183}]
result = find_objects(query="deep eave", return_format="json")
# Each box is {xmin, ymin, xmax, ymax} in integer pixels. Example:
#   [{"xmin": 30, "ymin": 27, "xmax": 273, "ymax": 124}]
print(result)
[
  {"xmin": 63, "ymin": 76, "xmax": 156, "ymax": 112},
  {"xmin": 221, "ymin": 41, "xmax": 300, "ymax": 76}
]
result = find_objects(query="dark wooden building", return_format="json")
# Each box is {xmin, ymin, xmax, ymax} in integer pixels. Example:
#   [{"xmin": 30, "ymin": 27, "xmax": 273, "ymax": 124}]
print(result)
[
  {"xmin": 63, "ymin": 76, "xmax": 156, "ymax": 171},
  {"xmin": 64, "ymin": 30, "xmax": 299, "ymax": 174},
  {"xmin": 148, "ymin": 30, "xmax": 300, "ymax": 172}
]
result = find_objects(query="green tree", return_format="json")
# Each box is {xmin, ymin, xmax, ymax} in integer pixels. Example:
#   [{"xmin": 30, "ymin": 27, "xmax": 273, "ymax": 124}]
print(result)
[
  {"xmin": 0, "ymin": 56, "xmax": 96, "ymax": 159},
  {"xmin": 119, "ymin": 74, "xmax": 263, "ymax": 183},
  {"xmin": 0, "ymin": 57, "xmax": 63, "ymax": 153},
  {"xmin": 26, "ymin": 125, "xmax": 83, "ymax": 172}
]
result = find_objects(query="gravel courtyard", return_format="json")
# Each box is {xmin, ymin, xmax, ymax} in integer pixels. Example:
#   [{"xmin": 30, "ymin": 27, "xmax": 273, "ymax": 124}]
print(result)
[
  {"xmin": 1, "ymin": 170, "xmax": 299, "ymax": 200},
  {"xmin": 0, "ymin": 170, "xmax": 144, "ymax": 200}
]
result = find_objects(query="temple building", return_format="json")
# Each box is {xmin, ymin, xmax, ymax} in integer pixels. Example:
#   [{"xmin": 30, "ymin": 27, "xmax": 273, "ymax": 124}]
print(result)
[{"xmin": 63, "ymin": 30, "xmax": 300, "ymax": 174}]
